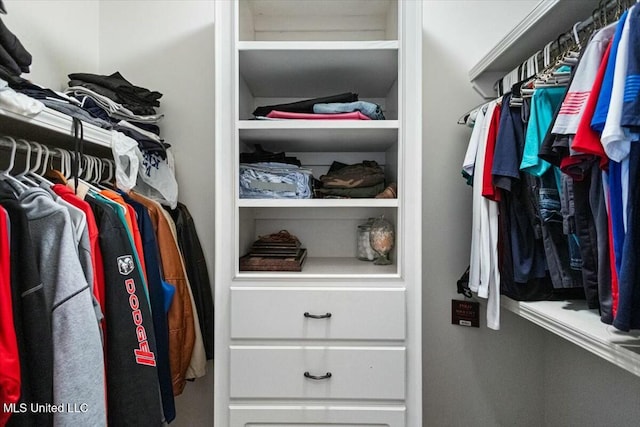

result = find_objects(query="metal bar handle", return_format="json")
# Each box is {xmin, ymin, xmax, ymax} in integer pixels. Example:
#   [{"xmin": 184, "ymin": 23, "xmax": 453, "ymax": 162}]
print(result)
[
  {"xmin": 303, "ymin": 312, "xmax": 332, "ymax": 319},
  {"xmin": 304, "ymin": 371, "xmax": 332, "ymax": 380}
]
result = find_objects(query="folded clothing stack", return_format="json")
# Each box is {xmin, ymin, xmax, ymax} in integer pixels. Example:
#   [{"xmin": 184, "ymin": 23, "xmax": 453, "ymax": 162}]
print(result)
[
  {"xmin": 253, "ymin": 92, "xmax": 385, "ymax": 120},
  {"xmin": 0, "ymin": 16, "xmax": 31, "ymax": 76},
  {"xmin": 240, "ymin": 144, "xmax": 301, "ymax": 167},
  {"xmin": 239, "ymin": 162, "xmax": 313, "ymax": 199},
  {"xmin": 316, "ymin": 161, "xmax": 387, "ymax": 198},
  {"xmin": 65, "ymin": 72, "xmax": 164, "ymax": 127}
]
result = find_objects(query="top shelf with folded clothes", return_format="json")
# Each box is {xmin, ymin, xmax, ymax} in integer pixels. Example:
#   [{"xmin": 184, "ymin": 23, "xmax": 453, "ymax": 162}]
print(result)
[{"xmin": 239, "ymin": 44, "xmax": 398, "ymax": 119}]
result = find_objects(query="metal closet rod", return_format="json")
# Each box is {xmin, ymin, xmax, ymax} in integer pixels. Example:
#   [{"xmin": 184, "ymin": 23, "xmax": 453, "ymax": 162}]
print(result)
[
  {"xmin": 0, "ymin": 136, "xmax": 111, "ymax": 159},
  {"xmin": 0, "ymin": 135, "xmax": 115, "ymax": 173},
  {"xmin": 494, "ymin": 0, "xmax": 635, "ymax": 96}
]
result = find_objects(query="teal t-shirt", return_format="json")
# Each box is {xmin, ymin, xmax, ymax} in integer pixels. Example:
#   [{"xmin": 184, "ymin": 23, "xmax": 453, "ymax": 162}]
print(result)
[{"xmin": 520, "ymin": 86, "xmax": 567, "ymax": 177}]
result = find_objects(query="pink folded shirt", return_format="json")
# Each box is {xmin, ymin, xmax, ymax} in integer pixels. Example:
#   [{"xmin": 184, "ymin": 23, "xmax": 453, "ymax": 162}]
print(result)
[{"xmin": 265, "ymin": 110, "xmax": 371, "ymax": 120}]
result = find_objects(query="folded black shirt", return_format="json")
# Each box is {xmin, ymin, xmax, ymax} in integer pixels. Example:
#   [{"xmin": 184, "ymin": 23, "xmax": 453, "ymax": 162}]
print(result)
[
  {"xmin": 0, "ymin": 17, "xmax": 31, "ymax": 74},
  {"xmin": 68, "ymin": 72, "xmax": 162, "ymax": 107},
  {"xmin": 252, "ymin": 92, "xmax": 358, "ymax": 117}
]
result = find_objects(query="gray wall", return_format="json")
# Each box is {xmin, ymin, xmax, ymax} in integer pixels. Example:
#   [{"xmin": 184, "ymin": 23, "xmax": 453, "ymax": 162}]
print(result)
[
  {"xmin": 421, "ymin": 2, "xmax": 546, "ymax": 425},
  {"xmin": 422, "ymin": 1, "xmax": 640, "ymax": 426},
  {"xmin": 543, "ymin": 333, "xmax": 640, "ymax": 426}
]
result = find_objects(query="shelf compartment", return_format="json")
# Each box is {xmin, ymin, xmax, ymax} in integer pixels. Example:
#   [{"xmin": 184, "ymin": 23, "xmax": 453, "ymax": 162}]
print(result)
[
  {"xmin": 238, "ymin": 206, "xmax": 399, "ymax": 277},
  {"xmin": 239, "ymin": 43, "xmax": 397, "ymax": 98},
  {"xmin": 239, "ymin": 121, "xmax": 399, "ymax": 188},
  {"xmin": 238, "ymin": 42, "xmax": 398, "ymax": 119},
  {"xmin": 502, "ymin": 297, "xmax": 640, "ymax": 377},
  {"xmin": 239, "ymin": 0, "xmax": 398, "ymax": 41}
]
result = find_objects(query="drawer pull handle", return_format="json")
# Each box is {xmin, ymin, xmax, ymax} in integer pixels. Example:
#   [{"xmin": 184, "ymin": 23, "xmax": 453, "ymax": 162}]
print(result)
[
  {"xmin": 304, "ymin": 371, "xmax": 332, "ymax": 380},
  {"xmin": 303, "ymin": 312, "xmax": 332, "ymax": 319}
]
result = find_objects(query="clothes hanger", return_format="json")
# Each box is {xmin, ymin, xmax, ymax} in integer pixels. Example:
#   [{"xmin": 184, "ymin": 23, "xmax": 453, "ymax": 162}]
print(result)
[
  {"xmin": 457, "ymin": 101, "xmax": 490, "ymax": 125},
  {"xmin": 26, "ymin": 141, "xmax": 54, "ymax": 186},
  {"xmin": 69, "ymin": 152, "xmax": 103, "ymax": 196},
  {"xmin": 0, "ymin": 136, "xmax": 16, "ymax": 175},
  {"xmin": 0, "ymin": 136, "xmax": 29, "ymax": 193},
  {"xmin": 100, "ymin": 158, "xmax": 115, "ymax": 189},
  {"xmin": 45, "ymin": 148, "xmax": 69, "ymax": 184},
  {"xmin": 90, "ymin": 156, "xmax": 101, "ymax": 186},
  {"xmin": 14, "ymin": 139, "xmax": 39, "ymax": 187}
]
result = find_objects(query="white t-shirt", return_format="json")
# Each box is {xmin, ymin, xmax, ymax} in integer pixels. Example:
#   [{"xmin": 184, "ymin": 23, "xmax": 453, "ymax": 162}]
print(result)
[
  {"xmin": 602, "ymin": 10, "xmax": 636, "ymax": 162},
  {"xmin": 462, "ymin": 104, "xmax": 487, "ymax": 177},
  {"xmin": 552, "ymin": 22, "xmax": 616, "ymax": 135},
  {"xmin": 468, "ymin": 101, "xmax": 501, "ymax": 330}
]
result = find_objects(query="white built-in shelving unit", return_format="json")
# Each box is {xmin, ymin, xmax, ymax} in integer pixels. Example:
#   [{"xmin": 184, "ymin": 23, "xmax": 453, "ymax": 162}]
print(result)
[{"xmin": 215, "ymin": 0, "xmax": 422, "ymax": 425}]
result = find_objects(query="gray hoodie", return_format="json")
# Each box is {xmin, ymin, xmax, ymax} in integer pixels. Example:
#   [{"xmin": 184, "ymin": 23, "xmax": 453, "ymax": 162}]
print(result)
[{"xmin": 19, "ymin": 187, "xmax": 106, "ymax": 427}]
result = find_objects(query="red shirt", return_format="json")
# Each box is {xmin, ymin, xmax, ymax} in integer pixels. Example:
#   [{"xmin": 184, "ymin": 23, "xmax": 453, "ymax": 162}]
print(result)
[
  {"xmin": 0, "ymin": 205, "xmax": 20, "ymax": 426},
  {"xmin": 482, "ymin": 104, "xmax": 502, "ymax": 202},
  {"xmin": 570, "ymin": 41, "xmax": 612, "ymax": 170}
]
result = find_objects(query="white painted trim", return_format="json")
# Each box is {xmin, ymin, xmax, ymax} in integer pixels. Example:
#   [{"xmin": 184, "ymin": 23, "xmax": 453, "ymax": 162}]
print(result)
[
  {"xmin": 502, "ymin": 298, "xmax": 640, "ymax": 377},
  {"xmin": 239, "ymin": 40, "xmax": 399, "ymax": 51},
  {"xmin": 238, "ymin": 199, "xmax": 398, "ymax": 208},
  {"xmin": 468, "ymin": 0, "xmax": 560, "ymax": 81},
  {"xmin": 0, "ymin": 106, "xmax": 111, "ymax": 148}
]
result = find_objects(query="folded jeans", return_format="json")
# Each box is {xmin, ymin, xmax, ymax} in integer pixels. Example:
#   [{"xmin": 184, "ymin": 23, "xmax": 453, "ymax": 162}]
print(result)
[{"xmin": 313, "ymin": 101, "xmax": 385, "ymax": 120}]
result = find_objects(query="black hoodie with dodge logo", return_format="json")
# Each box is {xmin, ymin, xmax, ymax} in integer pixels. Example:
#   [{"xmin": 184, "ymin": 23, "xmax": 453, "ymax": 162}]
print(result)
[{"xmin": 87, "ymin": 196, "xmax": 163, "ymax": 426}]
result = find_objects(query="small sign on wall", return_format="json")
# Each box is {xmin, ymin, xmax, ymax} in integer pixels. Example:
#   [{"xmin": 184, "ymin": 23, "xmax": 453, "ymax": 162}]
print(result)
[{"xmin": 451, "ymin": 299, "xmax": 480, "ymax": 328}]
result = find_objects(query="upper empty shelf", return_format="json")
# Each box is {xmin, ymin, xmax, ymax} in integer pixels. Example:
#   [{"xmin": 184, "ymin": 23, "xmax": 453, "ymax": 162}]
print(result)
[
  {"xmin": 238, "ymin": 41, "xmax": 398, "ymax": 99},
  {"xmin": 239, "ymin": 0, "xmax": 398, "ymax": 41}
]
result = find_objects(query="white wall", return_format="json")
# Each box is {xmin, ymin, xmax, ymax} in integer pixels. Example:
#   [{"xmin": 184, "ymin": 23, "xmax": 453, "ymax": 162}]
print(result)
[
  {"xmin": 3, "ymin": 0, "xmax": 100, "ymax": 89},
  {"xmin": 422, "ymin": 1, "xmax": 545, "ymax": 425},
  {"xmin": 97, "ymin": 2, "xmax": 215, "ymax": 426}
]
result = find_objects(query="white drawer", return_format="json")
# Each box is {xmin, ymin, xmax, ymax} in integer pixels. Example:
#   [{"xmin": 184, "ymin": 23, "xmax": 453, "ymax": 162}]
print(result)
[
  {"xmin": 229, "ymin": 404, "xmax": 405, "ymax": 427},
  {"xmin": 230, "ymin": 346, "xmax": 405, "ymax": 400},
  {"xmin": 230, "ymin": 287, "xmax": 405, "ymax": 340}
]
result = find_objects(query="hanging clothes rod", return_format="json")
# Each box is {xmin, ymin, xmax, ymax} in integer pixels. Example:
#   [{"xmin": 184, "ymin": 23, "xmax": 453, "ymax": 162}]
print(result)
[
  {"xmin": 0, "ymin": 136, "xmax": 112, "ymax": 161},
  {"xmin": 0, "ymin": 136, "xmax": 115, "ymax": 177}
]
